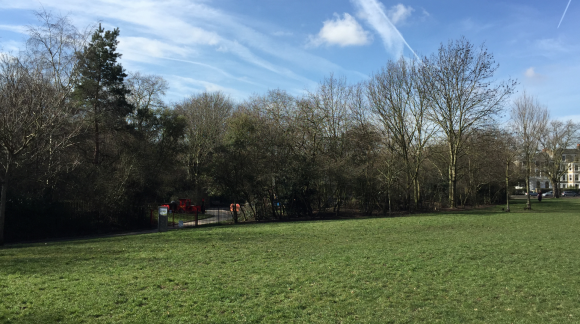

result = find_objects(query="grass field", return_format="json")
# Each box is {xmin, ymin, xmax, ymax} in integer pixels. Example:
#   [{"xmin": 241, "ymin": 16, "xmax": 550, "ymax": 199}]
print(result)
[{"xmin": 1, "ymin": 198, "xmax": 580, "ymax": 323}]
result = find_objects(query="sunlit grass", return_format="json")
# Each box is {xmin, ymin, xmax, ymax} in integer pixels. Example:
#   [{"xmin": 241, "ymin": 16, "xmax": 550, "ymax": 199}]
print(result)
[{"xmin": 1, "ymin": 198, "xmax": 579, "ymax": 323}]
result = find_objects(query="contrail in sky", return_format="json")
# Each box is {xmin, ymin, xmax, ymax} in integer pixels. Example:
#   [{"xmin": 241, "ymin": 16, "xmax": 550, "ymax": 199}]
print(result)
[
  {"xmin": 371, "ymin": 0, "xmax": 420, "ymax": 60},
  {"xmin": 352, "ymin": 0, "xmax": 420, "ymax": 60},
  {"xmin": 558, "ymin": 0, "xmax": 572, "ymax": 28}
]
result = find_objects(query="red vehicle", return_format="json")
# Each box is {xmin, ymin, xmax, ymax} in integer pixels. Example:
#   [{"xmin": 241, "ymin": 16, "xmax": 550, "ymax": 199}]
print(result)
[{"xmin": 162, "ymin": 198, "xmax": 201, "ymax": 214}]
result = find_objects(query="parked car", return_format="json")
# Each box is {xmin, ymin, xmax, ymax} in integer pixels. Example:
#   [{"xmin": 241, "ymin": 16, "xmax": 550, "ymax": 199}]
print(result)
[
  {"xmin": 561, "ymin": 191, "xmax": 579, "ymax": 197},
  {"xmin": 525, "ymin": 191, "xmax": 538, "ymax": 197},
  {"xmin": 542, "ymin": 191, "xmax": 553, "ymax": 197}
]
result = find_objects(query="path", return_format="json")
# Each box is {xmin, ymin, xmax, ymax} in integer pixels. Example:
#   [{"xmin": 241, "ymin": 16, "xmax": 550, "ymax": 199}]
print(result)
[{"xmin": 181, "ymin": 207, "xmax": 232, "ymax": 227}]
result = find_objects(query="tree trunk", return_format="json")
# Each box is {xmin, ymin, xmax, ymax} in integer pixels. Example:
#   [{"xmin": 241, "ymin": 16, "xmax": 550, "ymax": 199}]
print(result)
[
  {"xmin": 94, "ymin": 118, "xmax": 100, "ymax": 165},
  {"xmin": 232, "ymin": 200, "xmax": 238, "ymax": 224},
  {"xmin": 525, "ymin": 171, "xmax": 531, "ymax": 209},
  {"xmin": 413, "ymin": 177, "xmax": 420, "ymax": 210},
  {"xmin": 269, "ymin": 190, "xmax": 277, "ymax": 219},
  {"xmin": 0, "ymin": 165, "xmax": 9, "ymax": 246},
  {"xmin": 553, "ymin": 178, "xmax": 560, "ymax": 198},
  {"xmin": 505, "ymin": 161, "xmax": 510, "ymax": 212},
  {"xmin": 551, "ymin": 179, "xmax": 559, "ymax": 198},
  {"xmin": 449, "ymin": 159, "xmax": 457, "ymax": 208},
  {"xmin": 387, "ymin": 191, "xmax": 392, "ymax": 216}
]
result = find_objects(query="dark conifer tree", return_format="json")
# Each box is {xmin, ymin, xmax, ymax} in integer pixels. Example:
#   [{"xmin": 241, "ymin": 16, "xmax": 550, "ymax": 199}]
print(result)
[{"xmin": 74, "ymin": 24, "xmax": 131, "ymax": 165}]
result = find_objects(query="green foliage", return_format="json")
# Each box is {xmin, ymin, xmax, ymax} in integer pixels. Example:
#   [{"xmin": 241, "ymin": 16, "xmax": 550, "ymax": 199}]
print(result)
[
  {"xmin": 73, "ymin": 24, "xmax": 131, "ymax": 166},
  {"xmin": 2, "ymin": 199, "xmax": 580, "ymax": 322},
  {"xmin": 74, "ymin": 24, "xmax": 131, "ymax": 120}
]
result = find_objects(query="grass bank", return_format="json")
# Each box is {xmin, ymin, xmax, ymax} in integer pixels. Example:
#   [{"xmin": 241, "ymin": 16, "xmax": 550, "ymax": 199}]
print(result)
[{"xmin": 1, "ymin": 198, "xmax": 579, "ymax": 323}]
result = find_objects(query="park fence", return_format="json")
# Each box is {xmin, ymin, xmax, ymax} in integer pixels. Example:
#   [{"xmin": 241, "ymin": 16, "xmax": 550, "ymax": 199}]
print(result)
[
  {"xmin": 4, "ymin": 200, "xmax": 151, "ymax": 243},
  {"xmin": 163, "ymin": 207, "xmax": 232, "ymax": 229}
]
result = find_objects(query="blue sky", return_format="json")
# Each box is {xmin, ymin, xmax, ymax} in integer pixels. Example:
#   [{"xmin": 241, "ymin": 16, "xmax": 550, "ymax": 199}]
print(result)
[{"xmin": 0, "ymin": 0, "xmax": 578, "ymax": 121}]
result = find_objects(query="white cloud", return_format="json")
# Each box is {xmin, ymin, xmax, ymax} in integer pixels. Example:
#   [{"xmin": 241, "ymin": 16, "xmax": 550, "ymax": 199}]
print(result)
[
  {"xmin": 0, "ymin": 39, "xmax": 24, "ymax": 54},
  {"xmin": 525, "ymin": 67, "xmax": 539, "ymax": 78},
  {"xmin": 308, "ymin": 13, "xmax": 371, "ymax": 47},
  {"xmin": 0, "ymin": 0, "xmax": 369, "ymax": 100},
  {"xmin": 118, "ymin": 37, "xmax": 190, "ymax": 62},
  {"xmin": 272, "ymin": 31, "xmax": 293, "ymax": 37},
  {"xmin": 351, "ymin": 0, "xmax": 418, "ymax": 59},
  {"xmin": 387, "ymin": 4, "xmax": 414, "ymax": 26},
  {"xmin": 524, "ymin": 67, "xmax": 548, "ymax": 82},
  {"xmin": 534, "ymin": 38, "xmax": 574, "ymax": 57},
  {"xmin": 171, "ymin": 75, "xmax": 247, "ymax": 100},
  {"xmin": 0, "ymin": 24, "xmax": 28, "ymax": 34}
]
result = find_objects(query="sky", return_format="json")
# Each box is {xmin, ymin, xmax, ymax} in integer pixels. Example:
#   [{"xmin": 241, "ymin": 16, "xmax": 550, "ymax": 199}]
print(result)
[{"xmin": 0, "ymin": 0, "xmax": 578, "ymax": 121}]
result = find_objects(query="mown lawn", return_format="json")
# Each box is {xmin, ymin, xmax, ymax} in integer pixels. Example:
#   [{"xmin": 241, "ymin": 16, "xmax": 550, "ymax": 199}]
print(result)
[{"xmin": 1, "ymin": 198, "xmax": 580, "ymax": 323}]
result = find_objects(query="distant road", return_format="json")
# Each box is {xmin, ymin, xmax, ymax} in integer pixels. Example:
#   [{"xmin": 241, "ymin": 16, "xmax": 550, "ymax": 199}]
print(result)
[{"xmin": 182, "ymin": 207, "xmax": 232, "ymax": 226}]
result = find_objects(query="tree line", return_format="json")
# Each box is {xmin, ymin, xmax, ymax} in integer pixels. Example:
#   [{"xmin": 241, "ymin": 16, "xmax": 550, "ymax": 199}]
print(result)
[{"xmin": 0, "ymin": 12, "xmax": 577, "ymax": 244}]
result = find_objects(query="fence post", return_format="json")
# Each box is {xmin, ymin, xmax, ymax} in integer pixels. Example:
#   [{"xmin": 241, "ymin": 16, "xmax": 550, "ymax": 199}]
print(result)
[{"xmin": 195, "ymin": 210, "xmax": 198, "ymax": 227}]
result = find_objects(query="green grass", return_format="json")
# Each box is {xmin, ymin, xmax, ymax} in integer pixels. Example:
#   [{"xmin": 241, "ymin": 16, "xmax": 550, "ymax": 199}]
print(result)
[{"xmin": 1, "ymin": 198, "xmax": 580, "ymax": 323}]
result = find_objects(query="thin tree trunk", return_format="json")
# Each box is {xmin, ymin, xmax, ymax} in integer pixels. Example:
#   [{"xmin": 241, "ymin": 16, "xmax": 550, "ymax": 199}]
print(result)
[
  {"xmin": 232, "ymin": 199, "xmax": 238, "ymax": 223},
  {"xmin": 269, "ymin": 190, "xmax": 277, "ymax": 219},
  {"xmin": 413, "ymin": 177, "xmax": 420, "ymax": 210},
  {"xmin": 388, "ymin": 191, "xmax": 392, "ymax": 216},
  {"xmin": 94, "ymin": 118, "xmax": 100, "ymax": 165},
  {"xmin": 0, "ymin": 164, "xmax": 10, "ymax": 246},
  {"xmin": 505, "ymin": 161, "xmax": 510, "ymax": 212},
  {"xmin": 525, "ymin": 170, "xmax": 531, "ymax": 209},
  {"xmin": 449, "ymin": 162, "xmax": 457, "ymax": 208}
]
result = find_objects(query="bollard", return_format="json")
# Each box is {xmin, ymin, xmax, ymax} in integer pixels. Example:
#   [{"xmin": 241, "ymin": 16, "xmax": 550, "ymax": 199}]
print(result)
[
  {"xmin": 158, "ymin": 206, "xmax": 168, "ymax": 232},
  {"xmin": 195, "ymin": 210, "xmax": 198, "ymax": 227}
]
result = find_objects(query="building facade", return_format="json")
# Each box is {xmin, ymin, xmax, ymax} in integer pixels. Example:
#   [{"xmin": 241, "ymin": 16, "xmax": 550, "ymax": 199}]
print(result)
[{"xmin": 528, "ymin": 147, "xmax": 580, "ymax": 191}]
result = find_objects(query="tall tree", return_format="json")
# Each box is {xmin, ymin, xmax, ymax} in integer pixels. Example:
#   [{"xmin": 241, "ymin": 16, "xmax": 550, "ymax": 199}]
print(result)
[
  {"xmin": 73, "ymin": 24, "xmax": 131, "ymax": 165},
  {"xmin": 25, "ymin": 11, "xmax": 92, "ymax": 191},
  {"xmin": 26, "ymin": 10, "xmax": 92, "ymax": 92},
  {"xmin": 125, "ymin": 72, "xmax": 168, "ymax": 134},
  {"xmin": 510, "ymin": 92, "xmax": 549, "ymax": 209},
  {"xmin": 539, "ymin": 120, "xmax": 579, "ymax": 197},
  {"xmin": 0, "ymin": 55, "xmax": 78, "ymax": 245},
  {"xmin": 303, "ymin": 74, "xmax": 354, "ymax": 216},
  {"xmin": 0, "ymin": 12, "xmax": 87, "ymax": 245},
  {"xmin": 367, "ymin": 58, "xmax": 435, "ymax": 210},
  {"xmin": 498, "ymin": 130, "xmax": 519, "ymax": 212},
  {"xmin": 421, "ymin": 37, "xmax": 516, "ymax": 208},
  {"xmin": 175, "ymin": 91, "xmax": 233, "ymax": 204}
]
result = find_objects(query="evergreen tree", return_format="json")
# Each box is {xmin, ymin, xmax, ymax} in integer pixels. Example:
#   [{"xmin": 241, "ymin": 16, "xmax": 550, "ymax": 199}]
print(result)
[{"xmin": 74, "ymin": 24, "xmax": 131, "ymax": 165}]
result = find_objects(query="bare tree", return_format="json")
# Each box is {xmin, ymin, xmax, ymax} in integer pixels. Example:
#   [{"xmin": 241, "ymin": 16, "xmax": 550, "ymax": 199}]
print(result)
[
  {"xmin": 510, "ymin": 92, "xmax": 549, "ymax": 209},
  {"xmin": 175, "ymin": 91, "xmax": 233, "ymax": 204},
  {"xmin": 305, "ymin": 74, "xmax": 354, "ymax": 216},
  {"xmin": 539, "ymin": 120, "xmax": 579, "ymax": 197},
  {"xmin": 26, "ymin": 10, "xmax": 92, "ymax": 92},
  {"xmin": 421, "ymin": 37, "xmax": 516, "ymax": 208},
  {"xmin": 244, "ymin": 89, "xmax": 298, "ymax": 219},
  {"xmin": 0, "ymin": 55, "xmax": 79, "ymax": 245},
  {"xmin": 498, "ymin": 130, "xmax": 519, "ymax": 212},
  {"xmin": 25, "ymin": 10, "xmax": 91, "ymax": 187},
  {"xmin": 125, "ymin": 72, "xmax": 168, "ymax": 132},
  {"xmin": 367, "ymin": 58, "xmax": 435, "ymax": 210},
  {"xmin": 0, "ymin": 11, "xmax": 91, "ymax": 244}
]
